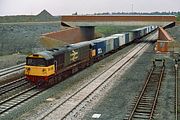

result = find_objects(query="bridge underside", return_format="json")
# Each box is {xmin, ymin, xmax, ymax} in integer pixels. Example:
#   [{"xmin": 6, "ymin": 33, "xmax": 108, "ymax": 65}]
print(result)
[
  {"xmin": 63, "ymin": 21, "xmax": 171, "ymax": 27},
  {"xmin": 61, "ymin": 15, "xmax": 176, "ymax": 27}
]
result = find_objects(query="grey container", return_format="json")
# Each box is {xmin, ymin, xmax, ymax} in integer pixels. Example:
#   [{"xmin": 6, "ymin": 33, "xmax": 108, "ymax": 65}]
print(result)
[{"xmin": 105, "ymin": 36, "xmax": 114, "ymax": 53}]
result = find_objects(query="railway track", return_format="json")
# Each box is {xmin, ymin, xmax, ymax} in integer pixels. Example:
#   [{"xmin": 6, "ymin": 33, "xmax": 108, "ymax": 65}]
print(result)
[
  {"xmin": 175, "ymin": 60, "xmax": 180, "ymax": 120},
  {"xmin": 0, "ymin": 63, "xmax": 25, "ymax": 77},
  {"xmin": 124, "ymin": 59, "xmax": 165, "ymax": 120},
  {"xmin": 36, "ymin": 40, "xmax": 152, "ymax": 120},
  {"xmin": 0, "ymin": 77, "xmax": 28, "ymax": 96},
  {"xmin": 0, "ymin": 85, "xmax": 44, "ymax": 115}
]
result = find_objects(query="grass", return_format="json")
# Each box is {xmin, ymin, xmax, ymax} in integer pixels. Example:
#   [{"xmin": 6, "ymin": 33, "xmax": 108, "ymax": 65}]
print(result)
[
  {"xmin": 176, "ymin": 16, "xmax": 180, "ymax": 21},
  {"xmin": 95, "ymin": 25, "xmax": 143, "ymax": 37}
]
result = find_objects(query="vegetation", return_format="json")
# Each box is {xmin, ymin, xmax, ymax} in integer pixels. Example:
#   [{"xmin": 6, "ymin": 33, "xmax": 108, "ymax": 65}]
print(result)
[
  {"xmin": 94, "ymin": 11, "xmax": 180, "ymax": 16},
  {"xmin": 95, "ymin": 25, "xmax": 143, "ymax": 37},
  {"xmin": 177, "ymin": 16, "xmax": 180, "ymax": 21}
]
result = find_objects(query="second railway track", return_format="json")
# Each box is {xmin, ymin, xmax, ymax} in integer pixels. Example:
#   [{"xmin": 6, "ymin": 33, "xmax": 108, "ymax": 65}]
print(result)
[
  {"xmin": 175, "ymin": 60, "xmax": 180, "ymax": 120},
  {"xmin": 0, "ymin": 85, "xmax": 44, "ymax": 115},
  {"xmin": 124, "ymin": 59, "xmax": 165, "ymax": 120},
  {"xmin": 0, "ymin": 77, "xmax": 28, "ymax": 96},
  {"xmin": 0, "ymin": 63, "xmax": 25, "ymax": 77}
]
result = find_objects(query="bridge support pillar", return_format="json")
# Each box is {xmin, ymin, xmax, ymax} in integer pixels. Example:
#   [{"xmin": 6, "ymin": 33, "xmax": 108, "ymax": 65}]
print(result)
[{"xmin": 79, "ymin": 26, "xmax": 95, "ymax": 41}]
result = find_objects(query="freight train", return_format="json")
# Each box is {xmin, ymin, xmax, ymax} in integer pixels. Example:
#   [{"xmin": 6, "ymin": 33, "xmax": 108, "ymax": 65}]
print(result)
[{"xmin": 25, "ymin": 25, "xmax": 157, "ymax": 86}]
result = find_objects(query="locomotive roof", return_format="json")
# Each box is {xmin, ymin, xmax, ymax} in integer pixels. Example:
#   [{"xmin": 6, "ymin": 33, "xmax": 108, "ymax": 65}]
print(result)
[
  {"xmin": 33, "ymin": 51, "xmax": 54, "ymax": 60},
  {"xmin": 30, "ymin": 47, "xmax": 67, "ymax": 60},
  {"xmin": 70, "ymin": 41, "xmax": 94, "ymax": 47},
  {"xmin": 91, "ymin": 37, "xmax": 106, "ymax": 43}
]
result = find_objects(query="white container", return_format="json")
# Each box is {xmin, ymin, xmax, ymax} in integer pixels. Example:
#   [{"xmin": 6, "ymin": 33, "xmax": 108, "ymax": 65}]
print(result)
[
  {"xmin": 105, "ymin": 36, "xmax": 114, "ymax": 53},
  {"xmin": 128, "ymin": 32, "xmax": 134, "ymax": 42},
  {"xmin": 112, "ymin": 34, "xmax": 126, "ymax": 47}
]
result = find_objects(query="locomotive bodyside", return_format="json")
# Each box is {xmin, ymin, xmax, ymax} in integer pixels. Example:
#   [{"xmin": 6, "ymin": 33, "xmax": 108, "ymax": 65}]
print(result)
[{"xmin": 25, "ymin": 42, "xmax": 95, "ymax": 85}]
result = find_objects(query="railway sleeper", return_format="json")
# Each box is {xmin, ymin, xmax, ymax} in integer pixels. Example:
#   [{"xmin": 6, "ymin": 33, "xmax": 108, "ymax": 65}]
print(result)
[
  {"xmin": 139, "ymin": 102, "xmax": 152, "ymax": 105},
  {"xmin": 133, "ymin": 115, "xmax": 150, "ymax": 119},
  {"xmin": 3, "ymin": 101, "xmax": 18, "ymax": 106},
  {"xmin": 138, "ymin": 104, "xmax": 152, "ymax": 108},
  {"xmin": 141, "ymin": 98, "xmax": 154, "ymax": 101},
  {"xmin": 3, "ymin": 101, "xmax": 16, "ymax": 105},
  {"xmin": 135, "ymin": 109, "xmax": 151, "ymax": 113},
  {"xmin": 0, "ymin": 106, "xmax": 12, "ymax": 110},
  {"xmin": 134, "ymin": 112, "xmax": 150, "ymax": 116},
  {"xmin": 134, "ymin": 95, "xmax": 154, "ymax": 99},
  {"xmin": 136, "ymin": 106, "xmax": 152, "ymax": 110},
  {"xmin": 141, "ymin": 96, "xmax": 154, "ymax": 99},
  {"xmin": 124, "ymin": 115, "xmax": 149, "ymax": 120},
  {"xmin": 140, "ymin": 100, "xmax": 154, "ymax": 103},
  {"xmin": 139, "ymin": 102, "xmax": 153, "ymax": 105},
  {"xmin": 143, "ymin": 92, "xmax": 156, "ymax": 95},
  {"xmin": 15, "ymin": 96, "xmax": 28, "ymax": 100},
  {"xmin": 0, "ymin": 105, "xmax": 9, "ymax": 109}
]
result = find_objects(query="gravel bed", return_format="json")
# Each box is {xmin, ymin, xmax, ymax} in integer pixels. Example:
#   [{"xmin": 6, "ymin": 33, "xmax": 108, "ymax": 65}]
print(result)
[
  {"xmin": 0, "ymin": 70, "xmax": 24, "ymax": 86},
  {"xmin": 0, "ymin": 43, "xmax": 136, "ymax": 120},
  {"xmin": 0, "ymin": 27, "xmax": 177, "ymax": 120},
  {"xmin": 75, "ymin": 45, "xmax": 175, "ymax": 120},
  {"xmin": 80, "ymin": 44, "xmax": 156, "ymax": 119},
  {"xmin": 153, "ymin": 56, "xmax": 175, "ymax": 120},
  {"xmin": 74, "ymin": 27, "xmax": 179, "ymax": 120},
  {"xmin": 1, "ymin": 26, "xmax": 178, "ymax": 119}
]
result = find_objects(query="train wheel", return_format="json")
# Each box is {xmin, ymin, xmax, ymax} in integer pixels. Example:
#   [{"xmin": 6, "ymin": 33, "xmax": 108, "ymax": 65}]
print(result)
[
  {"xmin": 37, "ymin": 79, "xmax": 46, "ymax": 88},
  {"xmin": 72, "ymin": 67, "xmax": 78, "ymax": 74}
]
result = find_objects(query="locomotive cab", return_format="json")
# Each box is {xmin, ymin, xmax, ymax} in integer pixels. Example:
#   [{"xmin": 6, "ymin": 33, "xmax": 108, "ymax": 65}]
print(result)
[{"xmin": 25, "ymin": 53, "xmax": 55, "ymax": 84}]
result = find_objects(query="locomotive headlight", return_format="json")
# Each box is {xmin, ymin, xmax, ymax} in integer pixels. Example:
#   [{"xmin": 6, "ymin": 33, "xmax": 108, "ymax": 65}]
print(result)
[
  {"xmin": 26, "ymin": 67, "xmax": 30, "ymax": 71},
  {"xmin": 25, "ymin": 67, "xmax": 31, "ymax": 75},
  {"xmin": 42, "ymin": 68, "xmax": 47, "ymax": 74}
]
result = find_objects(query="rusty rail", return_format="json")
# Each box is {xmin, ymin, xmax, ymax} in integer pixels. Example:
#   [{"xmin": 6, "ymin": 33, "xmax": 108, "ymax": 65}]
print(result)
[
  {"xmin": 175, "ymin": 63, "xmax": 178, "ymax": 120},
  {"xmin": 125, "ymin": 59, "xmax": 165, "ymax": 120}
]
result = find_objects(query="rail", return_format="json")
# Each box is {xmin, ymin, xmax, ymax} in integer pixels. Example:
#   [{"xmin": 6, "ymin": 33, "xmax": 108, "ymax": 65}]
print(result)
[
  {"xmin": 0, "ymin": 77, "xmax": 28, "ymax": 96},
  {"xmin": 0, "ymin": 85, "xmax": 44, "ymax": 115},
  {"xmin": 125, "ymin": 59, "xmax": 165, "ymax": 120},
  {"xmin": 175, "ymin": 59, "xmax": 179, "ymax": 120},
  {"xmin": 0, "ymin": 63, "xmax": 25, "ymax": 77}
]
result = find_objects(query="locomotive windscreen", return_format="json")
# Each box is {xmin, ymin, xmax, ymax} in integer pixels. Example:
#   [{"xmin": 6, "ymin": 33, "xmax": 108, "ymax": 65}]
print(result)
[{"xmin": 26, "ymin": 58, "xmax": 46, "ymax": 66}]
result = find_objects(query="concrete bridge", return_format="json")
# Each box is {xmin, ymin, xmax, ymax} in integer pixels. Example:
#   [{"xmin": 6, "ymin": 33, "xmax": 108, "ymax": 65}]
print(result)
[
  {"xmin": 61, "ymin": 15, "xmax": 176, "ymax": 27},
  {"xmin": 41, "ymin": 15, "xmax": 176, "ymax": 48}
]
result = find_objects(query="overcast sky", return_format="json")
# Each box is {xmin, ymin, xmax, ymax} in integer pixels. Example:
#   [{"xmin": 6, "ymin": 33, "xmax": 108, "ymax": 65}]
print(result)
[{"xmin": 0, "ymin": 0, "xmax": 179, "ymax": 16}]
